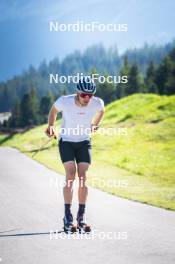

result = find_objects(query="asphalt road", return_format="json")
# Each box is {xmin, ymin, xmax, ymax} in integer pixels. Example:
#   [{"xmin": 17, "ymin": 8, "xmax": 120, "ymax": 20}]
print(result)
[{"xmin": 0, "ymin": 147, "xmax": 175, "ymax": 264}]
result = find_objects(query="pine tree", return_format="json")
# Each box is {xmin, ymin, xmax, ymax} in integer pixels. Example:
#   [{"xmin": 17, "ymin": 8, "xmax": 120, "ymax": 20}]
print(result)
[
  {"xmin": 116, "ymin": 56, "xmax": 130, "ymax": 98},
  {"xmin": 39, "ymin": 91, "xmax": 53, "ymax": 123},
  {"xmin": 164, "ymin": 48, "xmax": 175, "ymax": 95},
  {"xmin": 144, "ymin": 61, "xmax": 158, "ymax": 93},
  {"xmin": 19, "ymin": 87, "xmax": 39, "ymax": 127},
  {"xmin": 126, "ymin": 63, "xmax": 141, "ymax": 95},
  {"xmin": 10, "ymin": 98, "xmax": 21, "ymax": 127},
  {"xmin": 20, "ymin": 94, "xmax": 32, "ymax": 127},
  {"xmin": 155, "ymin": 57, "xmax": 170, "ymax": 95},
  {"xmin": 96, "ymin": 75, "xmax": 116, "ymax": 104},
  {"xmin": 29, "ymin": 87, "xmax": 39, "ymax": 124}
]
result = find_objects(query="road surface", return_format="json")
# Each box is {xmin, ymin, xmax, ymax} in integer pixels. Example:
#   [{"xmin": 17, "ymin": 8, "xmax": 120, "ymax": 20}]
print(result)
[{"xmin": 0, "ymin": 147, "xmax": 175, "ymax": 264}]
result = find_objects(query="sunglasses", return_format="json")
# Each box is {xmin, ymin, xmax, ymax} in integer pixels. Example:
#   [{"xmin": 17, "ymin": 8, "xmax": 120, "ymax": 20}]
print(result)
[{"xmin": 79, "ymin": 93, "xmax": 93, "ymax": 98}]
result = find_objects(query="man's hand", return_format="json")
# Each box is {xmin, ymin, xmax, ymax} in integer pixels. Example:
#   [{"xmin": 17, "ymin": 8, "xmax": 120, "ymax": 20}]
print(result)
[
  {"xmin": 91, "ymin": 110, "xmax": 104, "ymax": 132},
  {"xmin": 45, "ymin": 125, "xmax": 57, "ymax": 139},
  {"xmin": 91, "ymin": 124, "xmax": 99, "ymax": 132}
]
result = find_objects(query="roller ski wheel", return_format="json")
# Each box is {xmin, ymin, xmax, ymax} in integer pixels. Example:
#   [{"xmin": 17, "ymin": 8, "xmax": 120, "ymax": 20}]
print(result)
[
  {"xmin": 77, "ymin": 224, "xmax": 91, "ymax": 233},
  {"xmin": 63, "ymin": 225, "xmax": 77, "ymax": 234},
  {"xmin": 63, "ymin": 214, "xmax": 77, "ymax": 234},
  {"xmin": 77, "ymin": 214, "xmax": 91, "ymax": 233}
]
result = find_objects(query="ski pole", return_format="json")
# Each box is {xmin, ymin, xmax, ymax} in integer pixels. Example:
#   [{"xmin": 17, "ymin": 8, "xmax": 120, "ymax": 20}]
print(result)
[{"xmin": 32, "ymin": 135, "xmax": 56, "ymax": 158}]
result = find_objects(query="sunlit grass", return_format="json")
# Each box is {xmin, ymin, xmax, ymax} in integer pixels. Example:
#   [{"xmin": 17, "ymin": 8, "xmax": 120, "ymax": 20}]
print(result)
[{"xmin": 0, "ymin": 94, "xmax": 175, "ymax": 210}]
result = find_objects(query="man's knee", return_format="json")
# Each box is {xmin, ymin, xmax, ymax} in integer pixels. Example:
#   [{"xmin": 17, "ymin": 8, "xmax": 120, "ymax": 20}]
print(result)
[
  {"xmin": 65, "ymin": 170, "xmax": 76, "ymax": 188},
  {"xmin": 78, "ymin": 171, "xmax": 87, "ymax": 179},
  {"xmin": 78, "ymin": 173, "xmax": 87, "ymax": 188},
  {"xmin": 78, "ymin": 167, "xmax": 88, "ymax": 179},
  {"xmin": 66, "ymin": 170, "xmax": 76, "ymax": 180},
  {"xmin": 64, "ymin": 161, "xmax": 76, "ymax": 181}
]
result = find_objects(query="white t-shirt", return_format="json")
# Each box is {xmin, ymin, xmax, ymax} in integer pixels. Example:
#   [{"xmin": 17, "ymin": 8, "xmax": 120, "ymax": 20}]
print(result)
[{"xmin": 54, "ymin": 94, "xmax": 104, "ymax": 142}]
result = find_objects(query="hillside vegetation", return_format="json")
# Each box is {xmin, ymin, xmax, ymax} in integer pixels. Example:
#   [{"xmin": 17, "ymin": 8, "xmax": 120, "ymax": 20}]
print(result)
[{"xmin": 0, "ymin": 94, "xmax": 175, "ymax": 210}]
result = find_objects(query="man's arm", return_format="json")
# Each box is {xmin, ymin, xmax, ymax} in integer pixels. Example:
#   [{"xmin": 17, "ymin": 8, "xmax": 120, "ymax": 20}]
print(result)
[
  {"xmin": 91, "ymin": 110, "xmax": 105, "ymax": 131},
  {"xmin": 48, "ymin": 105, "xmax": 58, "ymax": 126},
  {"xmin": 45, "ymin": 105, "xmax": 59, "ymax": 138}
]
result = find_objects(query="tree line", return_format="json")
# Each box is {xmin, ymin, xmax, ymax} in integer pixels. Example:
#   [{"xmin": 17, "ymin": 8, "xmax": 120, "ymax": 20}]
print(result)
[
  {"xmin": 0, "ymin": 46, "xmax": 175, "ymax": 128},
  {"xmin": 116, "ymin": 47, "xmax": 175, "ymax": 99},
  {"xmin": 0, "ymin": 40, "xmax": 175, "ymax": 112},
  {"xmin": 96, "ymin": 47, "xmax": 175, "ymax": 104},
  {"xmin": 2, "ymin": 89, "xmax": 57, "ymax": 128}
]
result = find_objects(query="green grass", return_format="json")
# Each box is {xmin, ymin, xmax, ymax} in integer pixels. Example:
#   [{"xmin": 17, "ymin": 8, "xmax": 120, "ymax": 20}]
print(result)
[{"xmin": 1, "ymin": 93, "xmax": 175, "ymax": 210}]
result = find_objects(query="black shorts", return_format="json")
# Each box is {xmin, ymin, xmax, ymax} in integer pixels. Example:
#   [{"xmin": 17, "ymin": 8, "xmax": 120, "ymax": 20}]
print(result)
[{"xmin": 58, "ymin": 138, "xmax": 92, "ymax": 164}]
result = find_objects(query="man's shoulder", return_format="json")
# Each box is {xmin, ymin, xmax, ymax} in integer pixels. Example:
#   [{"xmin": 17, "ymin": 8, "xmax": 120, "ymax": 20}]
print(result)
[
  {"xmin": 54, "ymin": 94, "xmax": 75, "ymax": 110},
  {"xmin": 92, "ymin": 96, "xmax": 104, "ymax": 105},
  {"xmin": 91, "ymin": 96, "xmax": 105, "ymax": 111},
  {"xmin": 58, "ymin": 94, "xmax": 75, "ymax": 102}
]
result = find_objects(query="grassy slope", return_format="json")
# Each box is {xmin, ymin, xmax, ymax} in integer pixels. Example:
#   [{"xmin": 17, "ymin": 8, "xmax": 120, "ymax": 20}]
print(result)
[{"xmin": 1, "ymin": 93, "xmax": 175, "ymax": 210}]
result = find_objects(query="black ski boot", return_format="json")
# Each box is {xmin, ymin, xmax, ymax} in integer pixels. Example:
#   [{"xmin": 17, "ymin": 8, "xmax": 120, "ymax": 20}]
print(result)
[
  {"xmin": 77, "ymin": 214, "xmax": 91, "ymax": 233},
  {"xmin": 63, "ymin": 213, "xmax": 77, "ymax": 233}
]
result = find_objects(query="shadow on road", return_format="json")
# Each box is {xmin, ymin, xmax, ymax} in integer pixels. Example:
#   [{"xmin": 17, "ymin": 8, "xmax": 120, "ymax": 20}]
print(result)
[
  {"xmin": 23, "ymin": 146, "xmax": 51, "ymax": 154},
  {"xmin": 0, "ymin": 228, "xmax": 21, "ymax": 234},
  {"xmin": 0, "ymin": 230, "xmax": 63, "ymax": 238},
  {"xmin": 0, "ymin": 134, "xmax": 15, "ymax": 145}
]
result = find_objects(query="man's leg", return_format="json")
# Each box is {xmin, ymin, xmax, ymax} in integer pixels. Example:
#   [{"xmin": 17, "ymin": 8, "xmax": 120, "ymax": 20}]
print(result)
[
  {"xmin": 77, "ymin": 162, "xmax": 90, "ymax": 214},
  {"xmin": 63, "ymin": 161, "xmax": 76, "ymax": 204},
  {"xmin": 61, "ymin": 161, "xmax": 77, "ymax": 232},
  {"xmin": 62, "ymin": 161, "xmax": 76, "ymax": 231},
  {"xmin": 76, "ymin": 162, "xmax": 91, "ymax": 231},
  {"xmin": 77, "ymin": 162, "xmax": 89, "ymax": 203}
]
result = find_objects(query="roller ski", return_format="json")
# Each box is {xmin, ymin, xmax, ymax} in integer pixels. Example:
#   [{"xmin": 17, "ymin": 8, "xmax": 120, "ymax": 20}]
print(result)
[
  {"xmin": 77, "ymin": 214, "xmax": 91, "ymax": 233},
  {"xmin": 63, "ymin": 213, "xmax": 77, "ymax": 234}
]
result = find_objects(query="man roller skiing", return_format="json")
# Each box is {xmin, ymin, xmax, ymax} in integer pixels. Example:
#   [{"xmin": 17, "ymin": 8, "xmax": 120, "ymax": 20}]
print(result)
[{"xmin": 46, "ymin": 77, "xmax": 105, "ymax": 233}]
